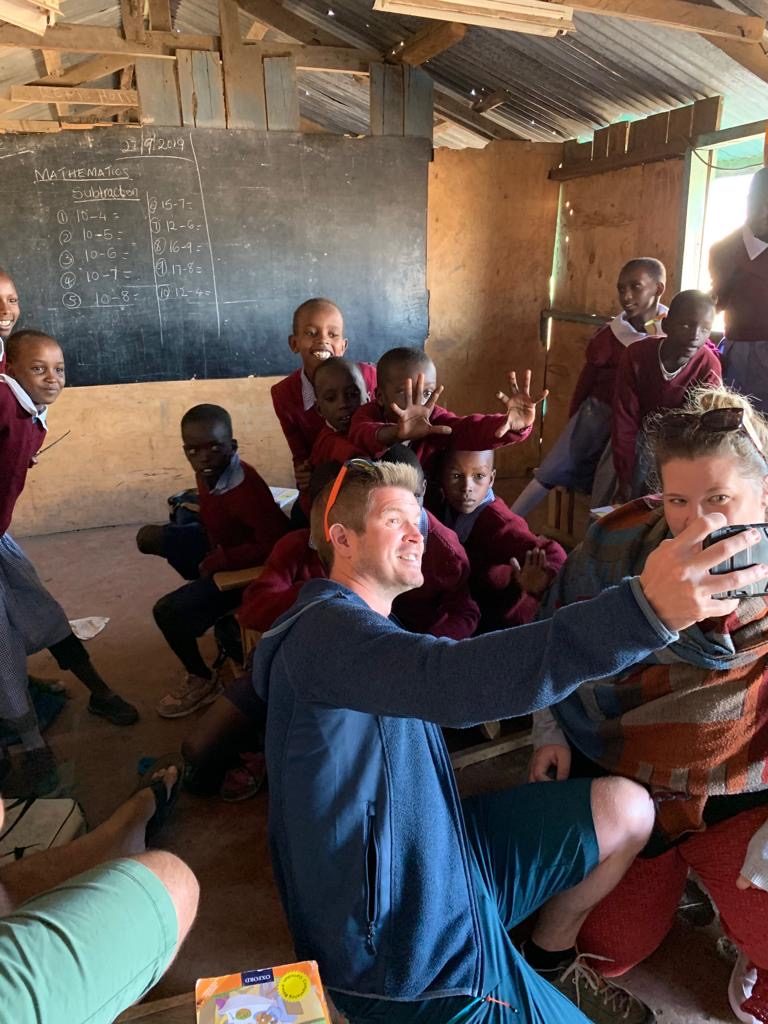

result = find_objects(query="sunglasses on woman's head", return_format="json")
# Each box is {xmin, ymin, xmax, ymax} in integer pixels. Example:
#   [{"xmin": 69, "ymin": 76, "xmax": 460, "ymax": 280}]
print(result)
[{"xmin": 659, "ymin": 406, "xmax": 764, "ymax": 459}]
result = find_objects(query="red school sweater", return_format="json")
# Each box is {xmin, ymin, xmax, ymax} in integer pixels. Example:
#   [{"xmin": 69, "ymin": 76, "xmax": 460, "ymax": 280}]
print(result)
[
  {"xmin": 568, "ymin": 316, "xmax": 666, "ymax": 416},
  {"xmin": 392, "ymin": 511, "xmax": 479, "ymax": 641},
  {"xmin": 310, "ymin": 423, "xmax": 364, "ymax": 468},
  {"xmin": 460, "ymin": 497, "xmax": 566, "ymax": 630},
  {"xmin": 237, "ymin": 529, "xmax": 325, "ymax": 632},
  {"xmin": 612, "ymin": 339, "xmax": 722, "ymax": 488},
  {"xmin": 0, "ymin": 381, "xmax": 46, "ymax": 536},
  {"xmin": 348, "ymin": 401, "xmax": 532, "ymax": 480},
  {"xmin": 197, "ymin": 461, "xmax": 289, "ymax": 574},
  {"xmin": 710, "ymin": 228, "xmax": 768, "ymax": 342},
  {"xmin": 271, "ymin": 363, "xmax": 377, "ymax": 472}
]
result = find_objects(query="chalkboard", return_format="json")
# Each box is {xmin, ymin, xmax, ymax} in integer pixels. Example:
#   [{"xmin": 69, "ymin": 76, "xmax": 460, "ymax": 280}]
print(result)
[{"xmin": 0, "ymin": 128, "xmax": 430, "ymax": 386}]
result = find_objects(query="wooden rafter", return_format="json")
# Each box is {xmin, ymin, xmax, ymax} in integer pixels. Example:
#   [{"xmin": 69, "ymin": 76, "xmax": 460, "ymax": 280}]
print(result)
[
  {"xmin": 36, "ymin": 54, "xmax": 136, "ymax": 85},
  {"xmin": 567, "ymin": 0, "xmax": 764, "ymax": 41},
  {"xmin": 0, "ymin": 23, "xmax": 215, "ymax": 57},
  {"xmin": 148, "ymin": 0, "xmax": 172, "ymax": 31},
  {"xmin": 389, "ymin": 22, "xmax": 467, "ymax": 65},
  {"xmin": 434, "ymin": 90, "xmax": 522, "ymax": 139},
  {"xmin": 705, "ymin": 35, "xmax": 768, "ymax": 87},
  {"xmin": 235, "ymin": 0, "xmax": 343, "ymax": 46},
  {"xmin": 10, "ymin": 85, "xmax": 139, "ymax": 106},
  {"xmin": 471, "ymin": 87, "xmax": 509, "ymax": 113}
]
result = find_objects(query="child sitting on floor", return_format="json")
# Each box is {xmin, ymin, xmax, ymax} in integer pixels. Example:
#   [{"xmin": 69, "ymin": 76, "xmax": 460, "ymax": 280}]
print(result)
[
  {"xmin": 270, "ymin": 298, "xmax": 376, "ymax": 498},
  {"xmin": 439, "ymin": 449, "xmax": 566, "ymax": 631},
  {"xmin": 612, "ymin": 289, "xmax": 721, "ymax": 502},
  {"xmin": 0, "ymin": 268, "xmax": 20, "ymax": 370},
  {"xmin": 146, "ymin": 404, "xmax": 289, "ymax": 719},
  {"xmin": 348, "ymin": 347, "xmax": 542, "ymax": 495},
  {"xmin": 1, "ymin": 330, "xmax": 138, "ymax": 795},
  {"xmin": 512, "ymin": 258, "xmax": 667, "ymax": 517}
]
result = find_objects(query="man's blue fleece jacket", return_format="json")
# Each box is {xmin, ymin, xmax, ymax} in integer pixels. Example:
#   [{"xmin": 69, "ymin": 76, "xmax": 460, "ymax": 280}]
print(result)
[{"xmin": 252, "ymin": 575, "xmax": 676, "ymax": 1003}]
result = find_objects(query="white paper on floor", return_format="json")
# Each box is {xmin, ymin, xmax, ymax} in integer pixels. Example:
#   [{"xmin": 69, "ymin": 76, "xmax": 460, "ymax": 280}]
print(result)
[{"xmin": 68, "ymin": 617, "xmax": 110, "ymax": 641}]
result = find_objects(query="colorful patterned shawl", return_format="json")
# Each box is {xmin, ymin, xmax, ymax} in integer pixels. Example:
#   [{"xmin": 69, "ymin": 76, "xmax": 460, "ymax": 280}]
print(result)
[{"xmin": 544, "ymin": 498, "xmax": 768, "ymax": 839}]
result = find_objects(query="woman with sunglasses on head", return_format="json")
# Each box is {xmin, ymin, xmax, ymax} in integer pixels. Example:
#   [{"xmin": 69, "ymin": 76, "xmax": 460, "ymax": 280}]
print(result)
[{"xmin": 530, "ymin": 384, "xmax": 768, "ymax": 1024}]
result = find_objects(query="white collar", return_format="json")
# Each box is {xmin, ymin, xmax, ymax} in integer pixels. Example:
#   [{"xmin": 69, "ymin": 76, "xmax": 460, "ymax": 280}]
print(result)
[
  {"xmin": 300, "ymin": 369, "xmax": 316, "ymax": 412},
  {"xmin": 743, "ymin": 224, "xmax": 768, "ymax": 262},
  {"xmin": 609, "ymin": 304, "xmax": 668, "ymax": 348},
  {"xmin": 0, "ymin": 374, "xmax": 48, "ymax": 429},
  {"xmin": 657, "ymin": 341, "xmax": 686, "ymax": 382}
]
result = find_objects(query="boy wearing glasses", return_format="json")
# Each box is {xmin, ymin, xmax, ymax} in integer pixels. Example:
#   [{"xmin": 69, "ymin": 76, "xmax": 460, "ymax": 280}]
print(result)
[
  {"xmin": 612, "ymin": 291, "xmax": 721, "ymax": 503},
  {"xmin": 0, "ymin": 331, "xmax": 138, "ymax": 796},
  {"xmin": 145, "ymin": 404, "xmax": 289, "ymax": 719}
]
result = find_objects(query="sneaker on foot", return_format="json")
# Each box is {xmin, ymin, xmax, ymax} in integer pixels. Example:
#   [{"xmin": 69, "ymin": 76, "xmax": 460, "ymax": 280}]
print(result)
[
  {"xmin": 541, "ymin": 953, "xmax": 656, "ymax": 1024},
  {"xmin": 220, "ymin": 752, "xmax": 267, "ymax": 802},
  {"xmin": 88, "ymin": 692, "xmax": 139, "ymax": 726},
  {"xmin": 730, "ymin": 953, "xmax": 767, "ymax": 1024},
  {"xmin": 156, "ymin": 674, "xmax": 221, "ymax": 719}
]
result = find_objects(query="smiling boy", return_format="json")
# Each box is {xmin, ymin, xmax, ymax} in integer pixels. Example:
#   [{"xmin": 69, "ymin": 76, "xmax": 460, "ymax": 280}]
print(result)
[
  {"xmin": 270, "ymin": 299, "xmax": 376, "ymax": 493},
  {"xmin": 0, "ymin": 270, "xmax": 20, "ymax": 370}
]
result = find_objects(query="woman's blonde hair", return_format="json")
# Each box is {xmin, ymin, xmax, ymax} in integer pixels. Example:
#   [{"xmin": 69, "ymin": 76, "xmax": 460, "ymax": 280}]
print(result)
[{"xmin": 645, "ymin": 384, "xmax": 768, "ymax": 488}]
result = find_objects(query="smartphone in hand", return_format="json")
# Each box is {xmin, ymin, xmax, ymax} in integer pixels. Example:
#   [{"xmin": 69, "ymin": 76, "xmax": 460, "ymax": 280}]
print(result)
[{"xmin": 703, "ymin": 524, "xmax": 768, "ymax": 598}]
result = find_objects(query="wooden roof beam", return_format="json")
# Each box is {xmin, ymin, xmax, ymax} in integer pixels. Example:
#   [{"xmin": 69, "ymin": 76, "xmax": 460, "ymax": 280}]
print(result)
[
  {"xmin": 471, "ymin": 87, "xmax": 509, "ymax": 113},
  {"xmin": 235, "ymin": 0, "xmax": 342, "ymax": 46},
  {"xmin": 388, "ymin": 22, "xmax": 467, "ymax": 65},
  {"xmin": 705, "ymin": 35, "xmax": 768, "ymax": 86},
  {"xmin": 0, "ymin": 23, "xmax": 217, "ymax": 57},
  {"xmin": 10, "ymin": 85, "xmax": 139, "ymax": 106},
  {"xmin": 35, "ymin": 54, "xmax": 136, "ymax": 85},
  {"xmin": 567, "ymin": 0, "xmax": 764, "ymax": 42}
]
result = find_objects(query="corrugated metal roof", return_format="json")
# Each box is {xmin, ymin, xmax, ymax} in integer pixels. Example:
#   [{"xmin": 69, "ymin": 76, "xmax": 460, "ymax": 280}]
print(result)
[{"xmin": 0, "ymin": 0, "xmax": 766, "ymax": 144}]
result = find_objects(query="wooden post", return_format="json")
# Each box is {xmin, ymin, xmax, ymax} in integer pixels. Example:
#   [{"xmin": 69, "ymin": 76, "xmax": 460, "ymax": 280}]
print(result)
[
  {"xmin": 220, "ymin": 0, "xmax": 267, "ymax": 129},
  {"xmin": 263, "ymin": 54, "xmax": 299, "ymax": 130}
]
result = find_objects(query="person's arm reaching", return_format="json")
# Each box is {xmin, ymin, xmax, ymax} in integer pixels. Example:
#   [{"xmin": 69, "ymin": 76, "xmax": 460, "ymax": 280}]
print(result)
[{"xmin": 294, "ymin": 516, "xmax": 768, "ymax": 727}]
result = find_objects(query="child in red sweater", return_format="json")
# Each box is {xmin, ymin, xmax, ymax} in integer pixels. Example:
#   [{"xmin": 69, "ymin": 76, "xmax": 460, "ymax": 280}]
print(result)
[
  {"xmin": 270, "ymin": 298, "xmax": 376, "ymax": 498},
  {"xmin": 1, "ymin": 331, "xmax": 138, "ymax": 796},
  {"xmin": 440, "ymin": 449, "xmax": 566, "ymax": 631},
  {"xmin": 348, "ymin": 347, "xmax": 541, "ymax": 494},
  {"xmin": 612, "ymin": 290, "xmax": 722, "ymax": 501},
  {"xmin": 512, "ymin": 258, "xmax": 667, "ymax": 517},
  {"xmin": 310, "ymin": 357, "xmax": 367, "ymax": 468},
  {"xmin": 0, "ymin": 269, "xmax": 20, "ymax": 370},
  {"xmin": 146, "ymin": 404, "xmax": 289, "ymax": 719}
]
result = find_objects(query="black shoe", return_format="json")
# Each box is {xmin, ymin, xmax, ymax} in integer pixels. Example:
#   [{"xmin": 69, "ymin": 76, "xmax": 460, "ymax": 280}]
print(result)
[{"xmin": 88, "ymin": 693, "xmax": 139, "ymax": 726}]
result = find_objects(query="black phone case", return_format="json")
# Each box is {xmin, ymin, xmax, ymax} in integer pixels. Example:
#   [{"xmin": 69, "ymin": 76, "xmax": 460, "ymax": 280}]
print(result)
[{"xmin": 703, "ymin": 523, "xmax": 768, "ymax": 598}]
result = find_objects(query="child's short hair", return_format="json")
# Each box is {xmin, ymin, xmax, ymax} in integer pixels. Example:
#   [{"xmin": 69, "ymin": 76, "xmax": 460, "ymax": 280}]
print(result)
[
  {"xmin": 310, "ymin": 459, "xmax": 422, "ymax": 567},
  {"xmin": 377, "ymin": 346, "xmax": 432, "ymax": 383},
  {"xmin": 180, "ymin": 403, "xmax": 233, "ymax": 437},
  {"xmin": 292, "ymin": 297, "xmax": 342, "ymax": 334},
  {"xmin": 621, "ymin": 258, "xmax": 666, "ymax": 284},
  {"xmin": 666, "ymin": 289, "xmax": 715, "ymax": 319},
  {"xmin": 314, "ymin": 356, "xmax": 365, "ymax": 392},
  {"xmin": 5, "ymin": 329, "xmax": 59, "ymax": 362}
]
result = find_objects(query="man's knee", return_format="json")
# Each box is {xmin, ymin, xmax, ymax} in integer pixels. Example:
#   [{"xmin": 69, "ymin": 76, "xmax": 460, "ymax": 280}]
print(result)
[
  {"xmin": 130, "ymin": 851, "xmax": 199, "ymax": 944},
  {"xmin": 590, "ymin": 776, "xmax": 654, "ymax": 859}
]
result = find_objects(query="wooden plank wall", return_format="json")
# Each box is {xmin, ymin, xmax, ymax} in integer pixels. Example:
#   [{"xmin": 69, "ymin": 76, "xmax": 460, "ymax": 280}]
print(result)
[
  {"xmin": 542, "ymin": 158, "xmax": 686, "ymax": 456},
  {"xmin": 427, "ymin": 141, "xmax": 562, "ymax": 484}
]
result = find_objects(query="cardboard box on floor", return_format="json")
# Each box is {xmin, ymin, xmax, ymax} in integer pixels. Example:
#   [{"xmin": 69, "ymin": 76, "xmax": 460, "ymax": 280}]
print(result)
[{"xmin": 195, "ymin": 961, "xmax": 332, "ymax": 1024}]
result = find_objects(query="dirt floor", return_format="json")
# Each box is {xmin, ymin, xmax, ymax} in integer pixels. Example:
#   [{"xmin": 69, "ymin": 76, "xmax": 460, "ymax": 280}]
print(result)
[{"xmin": 18, "ymin": 522, "xmax": 742, "ymax": 1023}]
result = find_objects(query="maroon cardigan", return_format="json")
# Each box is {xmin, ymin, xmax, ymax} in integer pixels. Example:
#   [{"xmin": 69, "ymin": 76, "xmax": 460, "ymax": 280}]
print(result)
[
  {"xmin": 0, "ymin": 382, "xmax": 46, "ymax": 536},
  {"xmin": 197, "ymin": 461, "xmax": 289, "ymax": 574},
  {"xmin": 710, "ymin": 228, "xmax": 768, "ymax": 342}
]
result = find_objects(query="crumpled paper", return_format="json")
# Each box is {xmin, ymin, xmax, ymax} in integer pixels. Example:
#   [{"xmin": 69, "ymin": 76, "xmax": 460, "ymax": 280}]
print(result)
[{"xmin": 68, "ymin": 617, "xmax": 110, "ymax": 641}]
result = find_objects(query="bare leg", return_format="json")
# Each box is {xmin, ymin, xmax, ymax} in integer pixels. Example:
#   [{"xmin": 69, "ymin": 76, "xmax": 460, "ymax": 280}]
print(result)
[
  {"xmin": 532, "ymin": 776, "xmax": 655, "ymax": 951},
  {"xmin": 0, "ymin": 766, "xmax": 178, "ymax": 911}
]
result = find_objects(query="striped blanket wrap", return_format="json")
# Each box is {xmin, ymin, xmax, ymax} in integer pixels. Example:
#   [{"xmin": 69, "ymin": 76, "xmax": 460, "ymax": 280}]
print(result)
[{"xmin": 546, "ymin": 498, "xmax": 768, "ymax": 840}]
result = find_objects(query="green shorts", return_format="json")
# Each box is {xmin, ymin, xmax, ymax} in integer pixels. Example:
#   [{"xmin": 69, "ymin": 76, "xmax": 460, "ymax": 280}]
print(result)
[
  {"xmin": 0, "ymin": 857, "xmax": 178, "ymax": 1024},
  {"xmin": 333, "ymin": 779, "xmax": 598, "ymax": 1024}
]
